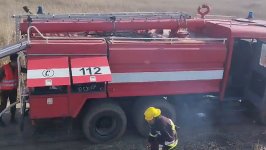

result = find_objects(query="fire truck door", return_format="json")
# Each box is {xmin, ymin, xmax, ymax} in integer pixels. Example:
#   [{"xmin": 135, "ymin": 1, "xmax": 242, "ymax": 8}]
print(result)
[{"xmin": 244, "ymin": 40, "xmax": 266, "ymax": 109}]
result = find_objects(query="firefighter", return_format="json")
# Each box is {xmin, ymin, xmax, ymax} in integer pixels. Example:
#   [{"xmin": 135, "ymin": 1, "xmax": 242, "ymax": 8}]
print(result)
[
  {"xmin": 0, "ymin": 54, "xmax": 19, "ymax": 127},
  {"xmin": 144, "ymin": 107, "xmax": 178, "ymax": 150}
]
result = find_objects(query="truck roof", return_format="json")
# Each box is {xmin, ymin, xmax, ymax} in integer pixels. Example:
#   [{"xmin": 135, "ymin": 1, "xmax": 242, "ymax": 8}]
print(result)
[{"xmin": 208, "ymin": 19, "xmax": 266, "ymax": 38}]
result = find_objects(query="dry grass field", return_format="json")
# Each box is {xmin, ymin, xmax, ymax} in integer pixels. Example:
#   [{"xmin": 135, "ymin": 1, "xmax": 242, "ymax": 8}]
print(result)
[{"xmin": 0, "ymin": 0, "xmax": 266, "ymax": 46}]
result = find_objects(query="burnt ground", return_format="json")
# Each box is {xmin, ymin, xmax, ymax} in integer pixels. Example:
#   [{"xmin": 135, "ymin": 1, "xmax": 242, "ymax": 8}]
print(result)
[{"xmin": 0, "ymin": 100, "xmax": 266, "ymax": 150}]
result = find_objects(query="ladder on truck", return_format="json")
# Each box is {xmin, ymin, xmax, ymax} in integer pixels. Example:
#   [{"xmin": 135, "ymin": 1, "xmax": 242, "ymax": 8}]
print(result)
[
  {"xmin": 0, "ymin": 40, "xmax": 28, "ymax": 59},
  {"xmin": 13, "ymin": 12, "xmax": 191, "ymax": 38},
  {"xmin": 13, "ymin": 12, "xmax": 191, "ymax": 21}
]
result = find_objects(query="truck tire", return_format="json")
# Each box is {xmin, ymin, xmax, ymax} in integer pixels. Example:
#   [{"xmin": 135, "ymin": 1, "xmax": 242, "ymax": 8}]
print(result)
[
  {"xmin": 132, "ymin": 97, "xmax": 176, "ymax": 137},
  {"xmin": 82, "ymin": 100, "xmax": 127, "ymax": 143},
  {"xmin": 242, "ymin": 100, "xmax": 266, "ymax": 125}
]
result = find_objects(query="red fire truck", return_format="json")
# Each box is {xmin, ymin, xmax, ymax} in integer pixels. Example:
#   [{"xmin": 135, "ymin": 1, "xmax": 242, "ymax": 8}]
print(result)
[{"xmin": 1, "ymin": 5, "xmax": 266, "ymax": 143}]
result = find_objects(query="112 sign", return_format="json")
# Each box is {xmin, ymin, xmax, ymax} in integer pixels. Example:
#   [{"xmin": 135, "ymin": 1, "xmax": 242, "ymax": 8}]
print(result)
[{"xmin": 79, "ymin": 67, "xmax": 102, "ymax": 75}]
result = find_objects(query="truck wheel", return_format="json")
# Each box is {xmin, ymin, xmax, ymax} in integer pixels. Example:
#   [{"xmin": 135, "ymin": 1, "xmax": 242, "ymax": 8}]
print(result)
[
  {"xmin": 82, "ymin": 100, "xmax": 127, "ymax": 143},
  {"xmin": 132, "ymin": 97, "xmax": 176, "ymax": 137}
]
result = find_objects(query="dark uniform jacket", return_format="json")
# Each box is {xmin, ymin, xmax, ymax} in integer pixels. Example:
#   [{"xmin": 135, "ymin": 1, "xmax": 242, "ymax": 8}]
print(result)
[
  {"xmin": 0, "ymin": 68, "xmax": 4, "ymax": 82},
  {"xmin": 148, "ymin": 116, "xmax": 178, "ymax": 149}
]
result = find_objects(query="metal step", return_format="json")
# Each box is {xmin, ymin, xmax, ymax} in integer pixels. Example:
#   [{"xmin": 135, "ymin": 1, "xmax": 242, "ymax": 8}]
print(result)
[{"xmin": 0, "ymin": 40, "xmax": 28, "ymax": 58}]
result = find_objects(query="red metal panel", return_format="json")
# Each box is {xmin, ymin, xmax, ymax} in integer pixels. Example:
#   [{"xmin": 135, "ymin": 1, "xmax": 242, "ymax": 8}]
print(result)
[
  {"xmin": 108, "ymin": 80, "xmax": 221, "ymax": 97},
  {"xmin": 220, "ymin": 37, "xmax": 234, "ymax": 100},
  {"xmin": 108, "ymin": 41, "xmax": 225, "ymax": 97},
  {"xmin": 20, "ymin": 19, "xmax": 205, "ymax": 34},
  {"xmin": 208, "ymin": 20, "xmax": 266, "ymax": 38},
  {"xmin": 110, "ymin": 43, "xmax": 226, "ymax": 63},
  {"xmin": 30, "ymin": 96, "xmax": 69, "ymax": 119},
  {"xmin": 27, "ymin": 57, "xmax": 70, "ymax": 87},
  {"xmin": 204, "ymin": 22, "xmax": 231, "ymax": 38},
  {"xmin": 70, "ymin": 57, "xmax": 112, "ymax": 83},
  {"xmin": 68, "ymin": 92, "xmax": 107, "ymax": 117},
  {"xmin": 109, "ymin": 42, "xmax": 226, "ymax": 73},
  {"xmin": 28, "ymin": 41, "xmax": 107, "ymax": 55}
]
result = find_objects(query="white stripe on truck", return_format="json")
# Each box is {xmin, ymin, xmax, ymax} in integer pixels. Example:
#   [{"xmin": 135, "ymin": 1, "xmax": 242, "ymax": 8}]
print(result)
[
  {"xmin": 111, "ymin": 70, "xmax": 224, "ymax": 83},
  {"xmin": 27, "ymin": 68, "xmax": 70, "ymax": 79}
]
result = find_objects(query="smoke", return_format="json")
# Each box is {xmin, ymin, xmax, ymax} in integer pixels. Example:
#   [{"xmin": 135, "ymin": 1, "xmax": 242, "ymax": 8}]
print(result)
[{"xmin": 170, "ymin": 94, "xmax": 248, "ymax": 149}]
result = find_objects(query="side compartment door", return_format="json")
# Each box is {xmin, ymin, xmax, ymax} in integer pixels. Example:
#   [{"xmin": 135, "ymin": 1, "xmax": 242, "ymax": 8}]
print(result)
[
  {"xmin": 27, "ymin": 56, "xmax": 70, "ymax": 119},
  {"xmin": 68, "ymin": 56, "xmax": 112, "ymax": 117}
]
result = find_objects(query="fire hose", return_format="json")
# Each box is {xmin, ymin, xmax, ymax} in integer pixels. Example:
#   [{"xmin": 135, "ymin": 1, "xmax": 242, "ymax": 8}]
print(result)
[
  {"xmin": 0, "ymin": 101, "xmax": 20, "ymax": 117},
  {"xmin": 0, "ymin": 99, "xmax": 27, "ymax": 131}
]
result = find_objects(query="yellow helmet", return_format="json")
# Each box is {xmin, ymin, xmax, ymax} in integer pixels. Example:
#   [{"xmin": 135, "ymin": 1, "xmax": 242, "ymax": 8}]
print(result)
[{"xmin": 144, "ymin": 107, "xmax": 161, "ymax": 121}]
